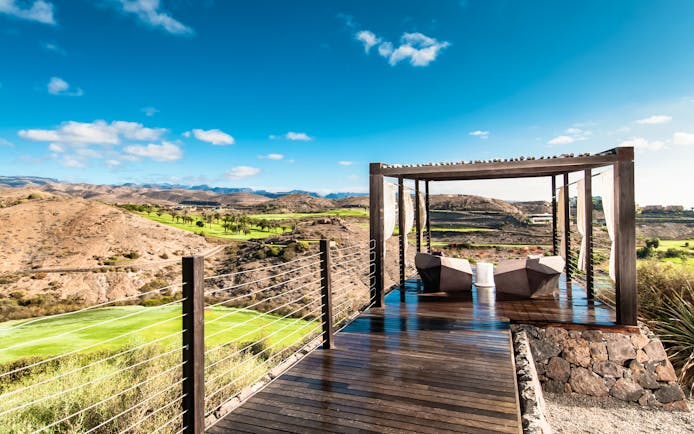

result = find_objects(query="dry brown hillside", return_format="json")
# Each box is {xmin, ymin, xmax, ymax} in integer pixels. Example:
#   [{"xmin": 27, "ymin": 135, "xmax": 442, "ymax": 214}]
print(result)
[
  {"xmin": 264, "ymin": 194, "xmax": 335, "ymax": 213},
  {"xmin": 430, "ymin": 194, "xmax": 525, "ymax": 217},
  {"xmin": 0, "ymin": 190, "xmax": 210, "ymax": 304}
]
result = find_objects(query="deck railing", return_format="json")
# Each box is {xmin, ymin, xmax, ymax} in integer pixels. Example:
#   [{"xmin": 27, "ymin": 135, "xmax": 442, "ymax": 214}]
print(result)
[{"xmin": 0, "ymin": 240, "xmax": 373, "ymax": 433}]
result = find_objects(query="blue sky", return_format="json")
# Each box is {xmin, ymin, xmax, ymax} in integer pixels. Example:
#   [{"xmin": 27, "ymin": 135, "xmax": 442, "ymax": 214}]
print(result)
[{"xmin": 1, "ymin": 1, "xmax": 693, "ymax": 206}]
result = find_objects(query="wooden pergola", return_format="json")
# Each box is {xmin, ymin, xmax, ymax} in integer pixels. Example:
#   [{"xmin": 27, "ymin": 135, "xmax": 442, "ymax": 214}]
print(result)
[{"xmin": 369, "ymin": 146, "xmax": 637, "ymax": 325}]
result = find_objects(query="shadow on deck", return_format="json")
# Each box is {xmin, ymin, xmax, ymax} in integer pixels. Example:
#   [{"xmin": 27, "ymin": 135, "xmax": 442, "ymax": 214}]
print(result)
[{"xmin": 209, "ymin": 277, "xmax": 615, "ymax": 433}]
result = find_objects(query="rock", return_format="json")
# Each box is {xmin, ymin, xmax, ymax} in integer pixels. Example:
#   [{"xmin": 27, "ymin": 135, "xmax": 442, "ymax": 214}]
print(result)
[
  {"xmin": 546, "ymin": 357, "xmax": 571, "ymax": 382},
  {"xmin": 637, "ymin": 371, "xmax": 660, "ymax": 389},
  {"xmin": 604, "ymin": 376, "xmax": 617, "ymax": 389},
  {"xmin": 594, "ymin": 361, "xmax": 624, "ymax": 378},
  {"xmin": 631, "ymin": 333, "xmax": 649, "ymax": 350},
  {"xmin": 563, "ymin": 338, "xmax": 591, "ymax": 367},
  {"xmin": 610, "ymin": 378, "xmax": 644, "ymax": 402},
  {"xmin": 543, "ymin": 379, "xmax": 565, "ymax": 393},
  {"xmin": 638, "ymin": 391, "xmax": 658, "ymax": 407},
  {"xmin": 563, "ymin": 383, "xmax": 572, "ymax": 393},
  {"xmin": 656, "ymin": 361, "xmax": 678, "ymax": 382},
  {"xmin": 530, "ymin": 339, "xmax": 561, "ymax": 362},
  {"xmin": 629, "ymin": 360, "xmax": 646, "ymax": 380},
  {"xmin": 218, "ymin": 396, "xmax": 241, "ymax": 414},
  {"xmin": 590, "ymin": 342, "xmax": 608, "ymax": 362},
  {"xmin": 582, "ymin": 329, "xmax": 604, "ymax": 342},
  {"xmin": 655, "ymin": 384, "xmax": 686, "ymax": 403},
  {"xmin": 636, "ymin": 349, "xmax": 649, "ymax": 363},
  {"xmin": 662, "ymin": 400, "xmax": 690, "ymax": 412},
  {"xmin": 643, "ymin": 340, "xmax": 668, "ymax": 362},
  {"xmin": 569, "ymin": 367, "xmax": 609, "ymax": 397},
  {"xmin": 545, "ymin": 326, "xmax": 568, "ymax": 341},
  {"xmin": 605, "ymin": 334, "xmax": 637, "ymax": 363},
  {"xmin": 534, "ymin": 361, "xmax": 546, "ymax": 376},
  {"xmin": 205, "ymin": 414, "xmax": 218, "ymax": 427},
  {"xmin": 569, "ymin": 330, "xmax": 582, "ymax": 339}
]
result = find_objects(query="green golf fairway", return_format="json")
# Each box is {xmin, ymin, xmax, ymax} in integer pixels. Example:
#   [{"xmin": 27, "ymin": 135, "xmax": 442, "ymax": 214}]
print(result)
[{"xmin": 0, "ymin": 305, "xmax": 316, "ymax": 363}]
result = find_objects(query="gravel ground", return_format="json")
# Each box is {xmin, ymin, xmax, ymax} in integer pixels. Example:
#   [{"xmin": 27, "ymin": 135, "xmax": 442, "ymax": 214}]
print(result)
[{"xmin": 545, "ymin": 393, "xmax": 694, "ymax": 433}]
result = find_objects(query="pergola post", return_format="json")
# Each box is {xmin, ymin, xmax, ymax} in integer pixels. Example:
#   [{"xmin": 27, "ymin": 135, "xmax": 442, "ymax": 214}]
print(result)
[
  {"xmin": 415, "ymin": 181, "xmax": 422, "ymax": 253},
  {"xmin": 398, "ymin": 177, "xmax": 406, "ymax": 289},
  {"xmin": 551, "ymin": 176, "xmax": 558, "ymax": 255},
  {"xmin": 369, "ymin": 163, "xmax": 385, "ymax": 308},
  {"xmin": 614, "ymin": 147, "xmax": 637, "ymax": 325},
  {"xmin": 425, "ymin": 180, "xmax": 431, "ymax": 253},
  {"xmin": 563, "ymin": 173, "xmax": 572, "ymax": 282},
  {"xmin": 584, "ymin": 169, "xmax": 594, "ymax": 299}
]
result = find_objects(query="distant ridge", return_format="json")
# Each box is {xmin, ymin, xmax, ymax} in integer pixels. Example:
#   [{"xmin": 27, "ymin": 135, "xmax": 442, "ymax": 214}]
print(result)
[{"xmin": 0, "ymin": 176, "xmax": 367, "ymax": 199}]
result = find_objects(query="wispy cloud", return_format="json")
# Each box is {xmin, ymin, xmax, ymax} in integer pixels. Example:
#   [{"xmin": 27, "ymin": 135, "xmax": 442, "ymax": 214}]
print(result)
[
  {"xmin": 673, "ymin": 132, "xmax": 694, "ymax": 146},
  {"xmin": 259, "ymin": 153, "xmax": 284, "ymax": 160},
  {"xmin": 547, "ymin": 127, "xmax": 591, "ymax": 145},
  {"xmin": 0, "ymin": 0, "xmax": 55, "ymax": 25},
  {"xmin": 186, "ymin": 128, "xmax": 234, "ymax": 145},
  {"xmin": 469, "ymin": 130, "xmax": 489, "ymax": 139},
  {"xmin": 354, "ymin": 29, "xmax": 450, "ymax": 67},
  {"xmin": 117, "ymin": 0, "xmax": 193, "ymax": 35},
  {"xmin": 0, "ymin": 137, "xmax": 14, "ymax": 147},
  {"xmin": 618, "ymin": 137, "xmax": 666, "ymax": 152},
  {"xmin": 141, "ymin": 106, "xmax": 159, "ymax": 117},
  {"xmin": 285, "ymin": 131, "xmax": 313, "ymax": 141},
  {"xmin": 42, "ymin": 41, "xmax": 66, "ymax": 55},
  {"xmin": 47, "ymin": 77, "xmax": 83, "ymax": 96},
  {"xmin": 338, "ymin": 161, "xmax": 353, "ymax": 166},
  {"xmin": 226, "ymin": 166, "xmax": 261, "ymax": 180},
  {"xmin": 635, "ymin": 115, "xmax": 672, "ymax": 125},
  {"xmin": 123, "ymin": 141, "xmax": 183, "ymax": 162}
]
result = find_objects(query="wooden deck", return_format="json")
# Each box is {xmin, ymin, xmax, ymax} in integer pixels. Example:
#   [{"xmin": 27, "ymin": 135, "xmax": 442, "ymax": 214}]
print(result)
[{"xmin": 210, "ymin": 278, "xmax": 615, "ymax": 433}]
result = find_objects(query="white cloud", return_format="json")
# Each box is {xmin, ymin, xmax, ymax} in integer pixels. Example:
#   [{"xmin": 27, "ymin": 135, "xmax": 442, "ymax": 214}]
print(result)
[
  {"xmin": 635, "ymin": 115, "xmax": 672, "ymax": 125},
  {"xmin": 226, "ymin": 166, "xmax": 261, "ymax": 180},
  {"xmin": 565, "ymin": 127, "xmax": 582, "ymax": 134},
  {"xmin": 285, "ymin": 131, "xmax": 312, "ymax": 141},
  {"xmin": 259, "ymin": 153, "xmax": 284, "ymax": 160},
  {"xmin": 189, "ymin": 128, "xmax": 234, "ymax": 145},
  {"xmin": 141, "ymin": 106, "xmax": 159, "ymax": 117},
  {"xmin": 618, "ymin": 137, "xmax": 666, "ymax": 152},
  {"xmin": 19, "ymin": 120, "xmax": 166, "ymax": 145},
  {"xmin": 0, "ymin": 0, "xmax": 55, "ymax": 24},
  {"xmin": 48, "ymin": 143, "xmax": 63, "ymax": 152},
  {"xmin": 357, "ymin": 30, "xmax": 450, "ymax": 67},
  {"xmin": 123, "ymin": 141, "xmax": 183, "ymax": 161},
  {"xmin": 673, "ymin": 132, "xmax": 694, "ymax": 146},
  {"xmin": 338, "ymin": 161, "xmax": 353, "ymax": 166},
  {"xmin": 0, "ymin": 137, "xmax": 14, "ymax": 147},
  {"xmin": 47, "ymin": 77, "xmax": 83, "ymax": 96},
  {"xmin": 42, "ymin": 41, "xmax": 66, "ymax": 55},
  {"xmin": 547, "ymin": 135, "xmax": 576, "ymax": 146},
  {"xmin": 118, "ymin": 0, "xmax": 192, "ymax": 35},
  {"xmin": 355, "ymin": 30, "xmax": 380, "ymax": 53},
  {"xmin": 469, "ymin": 130, "xmax": 489, "ymax": 139}
]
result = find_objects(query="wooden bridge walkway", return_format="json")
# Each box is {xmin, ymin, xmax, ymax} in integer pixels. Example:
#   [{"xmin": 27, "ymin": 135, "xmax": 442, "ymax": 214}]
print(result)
[
  {"xmin": 210, "ymin": 285, "xmax": 526, "ymax": 433},
  {"xmin": 210, "ymin": 278, "xmax": 614, "ymax": 433}
]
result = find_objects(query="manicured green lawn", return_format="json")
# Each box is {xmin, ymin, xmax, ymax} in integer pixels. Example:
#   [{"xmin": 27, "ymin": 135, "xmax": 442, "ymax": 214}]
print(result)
[
  {"xmin": 138, "ymin": 212, "xmax": 290, "ymax": 240},
  {"xmin": 0, "ymin": 305, "xmax": 316, "ymax": 363},
  {"xmin": 654, "ymin": 239, "xmax": 694, "ymax": 252},
  {"xmin": 249, "ymin": 209, "xmax": 368, "ymax": 219}
]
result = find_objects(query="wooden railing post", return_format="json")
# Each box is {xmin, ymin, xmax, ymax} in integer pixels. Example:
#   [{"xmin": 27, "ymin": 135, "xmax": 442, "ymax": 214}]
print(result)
[
  {"xmin": 551, "ymin": 176, "xmax": 558, "ymax": 255},
  {"xmin": 398, "ymin": 177, "xmax": 406, "ymax": 289},
  {"xmin": 563, "ymin": 173, "xmax": 572, "ymax": 282},
  {"xmin": 319, "ymin": 239, "xmax": 334, "ymax": 349},
  {"xmin": 584, "ymin": 169, "xmax": 594, "ymax": 299},
  {"xmin": 182, "ymin": 256, "xmax": 205, "ymax": 434},
  {"xmin": 425, "ymin": 180, "xmax": 431, "ymax": 253}
]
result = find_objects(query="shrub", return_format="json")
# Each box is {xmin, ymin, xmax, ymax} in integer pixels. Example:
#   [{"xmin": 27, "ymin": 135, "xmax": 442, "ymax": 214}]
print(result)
[
  {"xmin": 123, "ymin": 251, "xmax": 140, "ymax": 260},
  {"xmin": 636, "ymin": 246, "xmax": 655, "ymax": 259},
  {"xmin": 645, "ymin": 238, "xmax": 660, "ymax": 249},
  {"xmin": 158, "ymin": 253, "xmax": 169, "ymax": 260},
  {"xmin": 663, "ymin": 248, "xmax": 687, "ymax": 260},
  {"xmin": 195, "ymin": 220, "xmax": 205, "ymax": 228}
]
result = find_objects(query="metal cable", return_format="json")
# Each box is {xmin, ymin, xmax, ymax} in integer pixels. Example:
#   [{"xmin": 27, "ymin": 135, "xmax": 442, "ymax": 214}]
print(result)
[
  {"xmin": 119, "ymin": 393, "xmax": 185, "ymax": 434},
  {"xmin": 150, "ymin": 410, "xmax": 186, "ymax": 434},
  {"xmin": 203, "ymin": 253, "xmax": 321, "ymax": 281},
  {"xmin": 204, "ymin": 261, "xmax": 320, "ymax": 298}
]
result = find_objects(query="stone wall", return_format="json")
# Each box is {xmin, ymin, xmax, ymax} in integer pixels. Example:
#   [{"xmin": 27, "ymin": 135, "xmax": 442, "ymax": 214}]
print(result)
[
  {"xmin": 512, "ymin": 324, "xmax": 688, "ymax": 411},
  {"xmin": 513, "ymin": 330, "xmax": 553, "ymax": 433}
]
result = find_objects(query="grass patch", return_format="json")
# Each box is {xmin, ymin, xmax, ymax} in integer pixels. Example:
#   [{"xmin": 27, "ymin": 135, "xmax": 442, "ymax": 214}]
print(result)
[
  {"xmin": 0, "ymin": 305, "xmax": 313, "ymax": 364},
  {"xmin": 136, "ymin": 212, "xmax": 290, "ymax": 240},
  {"xmin": 249, "ymin": 209, "xmax": 368, "ymax": 219}
]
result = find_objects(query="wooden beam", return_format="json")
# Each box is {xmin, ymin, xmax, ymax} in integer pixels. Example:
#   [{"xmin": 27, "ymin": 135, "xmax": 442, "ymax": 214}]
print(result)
[
  {"xmin": 584, "ymin": 169, "xmax": 594, "ymax": 299},
  {"xmin": 415, "ymin": 181, "xmax": 422, "ymax": 253},
  {"xmin": 552, "ymin": 176, "xmax": 558, "ymax": 255},
  {"xmin": 380, "ymin": 151, "xmax": 619, "ymax": 179},
  {"xmin": 182, "ymin": 256, "xmax": 205, "ymax": 434},
  {"xmin": 369, "ymin": 163, "xmax": 385, "ymax": 308},
  {"xmin": 425, "ymin": 180, "xmax": 431, "ymax": 253},
  {"xmin": 398, "ymin": 177, "xmax": 406, "ymax": 289},
  {"xmin": 614, "ymin": 147, "xmax": 637, "ymax": 325},
  {"xmin": 563, "ymin": 173, "xmax": 571, "ymax": 282}
]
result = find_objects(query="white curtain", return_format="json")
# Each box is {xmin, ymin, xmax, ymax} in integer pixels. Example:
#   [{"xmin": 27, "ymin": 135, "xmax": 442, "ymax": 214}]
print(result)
[
  {"xmin": 600, "ymin": 170, "xmax": 616, "ymax": 281},
  {"xmin": 417, "ymin": 190, "xmax": 427, "ymax": 228},
  {"xmin": 383, "ymin": 180, "xmax": 397, "ymax": 258},
  {"xmin": 557, "ymin": 186, "xmax": 566, "ymax": 260},
  {"xmin": 577, "ymin": 179, "xmax": 587, "ymax": 271},
  {"xmin": 402, "ymin": 188, "xmax": 415, "ymax": 263}
]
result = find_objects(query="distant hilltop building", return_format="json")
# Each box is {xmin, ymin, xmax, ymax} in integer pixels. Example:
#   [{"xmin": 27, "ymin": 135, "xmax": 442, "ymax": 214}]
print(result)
[{"xmin": 528, "ymin": 213, "xmax": 553, "ymax": 224}]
